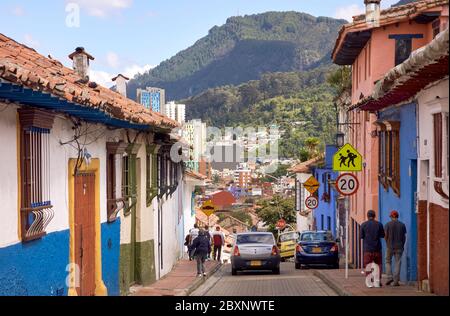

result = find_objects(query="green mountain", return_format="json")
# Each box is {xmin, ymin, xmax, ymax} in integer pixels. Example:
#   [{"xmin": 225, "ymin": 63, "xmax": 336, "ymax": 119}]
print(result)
[
  {"xmin": 128, "ymin": 12, "xmax": 346, "ymax": 100},
  {"xmin": 183, "ymin": 66, "xmax": 339, "ymax": 160}
]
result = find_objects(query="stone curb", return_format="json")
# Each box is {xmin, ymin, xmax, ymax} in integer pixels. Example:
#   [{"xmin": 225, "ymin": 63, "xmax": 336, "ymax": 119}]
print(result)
[
  {"xmin": 312, "ymin": 270, "xmax": 352, "ymax": 297},
  {"xmin": 177, "ymin": 263, "xmax": 222, "ymax": 296}
]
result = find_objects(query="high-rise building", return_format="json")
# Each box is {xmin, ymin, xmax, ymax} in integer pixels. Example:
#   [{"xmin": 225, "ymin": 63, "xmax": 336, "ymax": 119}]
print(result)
[
  {"xmin": 183, "ymin": 119, "xmax": 207, "ymax": 172},
  {"xmin": 165, "ymin": 101, "xmax": 186, "ymax": 124},
  {"xmin": 137, "ymin": 87, "xmax": 166, "ymax": 113}
]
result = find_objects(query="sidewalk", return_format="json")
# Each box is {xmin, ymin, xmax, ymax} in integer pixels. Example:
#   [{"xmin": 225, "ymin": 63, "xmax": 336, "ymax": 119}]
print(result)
[
  {"xmin": 313, "ymin": 269, "xmax": 434, "ymax": 296},
  {"xmin": 129, "ymin": 259, "xmax": 221, "ymax": 296}
]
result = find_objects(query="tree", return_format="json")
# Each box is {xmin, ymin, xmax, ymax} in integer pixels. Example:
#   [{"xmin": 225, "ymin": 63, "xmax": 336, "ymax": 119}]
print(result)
[
  {"xmin": 256, "ymin": 195, "xmax": 296, "ymax": 234},
  {"xmin": 212, "ymin": 174, "xmax": 221, "ymax": 184},
  {"xmin": 326, "ymin": 66, "xmax": 352, "ymax": 96}
]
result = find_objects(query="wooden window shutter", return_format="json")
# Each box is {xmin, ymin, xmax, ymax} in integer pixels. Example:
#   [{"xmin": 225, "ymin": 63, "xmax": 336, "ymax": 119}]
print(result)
[
  {"xmin": 106, "ymin": 142, "xmax": 127, "ymax": 222},
  {"xmin": 374, "ymin": 121, "xmax": 388, "ymax": 190},
  {"xmin": 433, "ymin": 113, "xmax": 448, "ymax": 199},
  {"xmin": 384, "ymin": 121, "xmax": 401, "ymax": 196}
]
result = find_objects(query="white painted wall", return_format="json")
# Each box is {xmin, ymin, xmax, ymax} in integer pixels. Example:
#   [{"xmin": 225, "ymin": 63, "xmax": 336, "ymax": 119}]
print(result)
[
  {"xmin": 0, "ymin": 102, "xmax": 123, "ymax": 248},
  {"xmin": 417, "ymin": 79, "xmax": 449, "ymax": 208},
  {"xmin": 296, "ymin": 172, "xmax": 315, "ymax": 233},
  {"xmin": 0, "ymin": 103, "xmax": 20, "ymax": 247}
]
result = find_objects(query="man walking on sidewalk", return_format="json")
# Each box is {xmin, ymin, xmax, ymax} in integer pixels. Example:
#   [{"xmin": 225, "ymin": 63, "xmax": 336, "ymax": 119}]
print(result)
[
  {"xmin": 361, "ymin": 210, "xmax": 385, "ymax": 288},
  {"xmin": 191, "ymin": 228, "xmax": 211, "ymax": 277},
  {"xmin": 384, "ymin": 210, "xmax": 407, "ymax": 287},
  {"xmin": 212, "ymin": 226, "xmax": 225, "ymax": 262},
  {"xmin": 189, "ymin": 224, "xmax": 200, "ymax": 260}
]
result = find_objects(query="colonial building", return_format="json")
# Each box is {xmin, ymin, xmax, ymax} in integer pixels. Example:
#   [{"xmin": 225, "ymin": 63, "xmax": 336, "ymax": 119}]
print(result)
[
  {"xmin": 332, "ymin": 0, "xmax": 448, "ymax": 292},
  {"xmin": 0, "ymin": 33, "xmax": 203, "ymax": 296}
]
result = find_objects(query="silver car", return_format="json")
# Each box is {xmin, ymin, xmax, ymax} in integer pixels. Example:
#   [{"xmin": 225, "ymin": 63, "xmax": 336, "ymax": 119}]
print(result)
[{"xmin": 230, "ymin": 232, "xmax": 281, "ymax": 275}]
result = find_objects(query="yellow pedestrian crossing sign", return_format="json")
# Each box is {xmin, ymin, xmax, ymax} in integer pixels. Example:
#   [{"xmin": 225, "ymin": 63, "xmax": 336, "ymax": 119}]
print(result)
[
  {"xmin": 201, "ymin": 200, "xmax": 216, "ymax": 217},
  {"xmin": 303, "ymin": 176, "xmax": 320, "ymax": 194},
  {"xmin": 333, "ymin": 143, "xmax": 363, "ymax": 172}
]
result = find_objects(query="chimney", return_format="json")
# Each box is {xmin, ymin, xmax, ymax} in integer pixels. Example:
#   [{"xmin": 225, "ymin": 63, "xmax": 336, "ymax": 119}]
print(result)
[
  {"xmin": 365, "ymin": 0, "xmax": 381, "ymax": 27},
  {"xmin": 112, "ymin": 74, "xmax": 129, "ymax": 97},
  {"xmin": 69, "ymin": 47, "xmax": 95, "ymax": 83}
]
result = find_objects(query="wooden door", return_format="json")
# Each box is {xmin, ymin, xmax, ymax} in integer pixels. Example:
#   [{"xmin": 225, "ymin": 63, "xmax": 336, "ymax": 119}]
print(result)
[{"xmin": 74, "ymin": 173, "xmax": 96, "ymax": 296}]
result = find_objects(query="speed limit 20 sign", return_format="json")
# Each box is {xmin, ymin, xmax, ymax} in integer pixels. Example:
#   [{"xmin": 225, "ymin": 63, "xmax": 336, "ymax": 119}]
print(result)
[
  {"xmin": 336, "ymin": 173, "xmax": 359, "ymax": 196},
  {"xmin": 305, "ymin": 196, "xmax": 319, "ymax": 210}
]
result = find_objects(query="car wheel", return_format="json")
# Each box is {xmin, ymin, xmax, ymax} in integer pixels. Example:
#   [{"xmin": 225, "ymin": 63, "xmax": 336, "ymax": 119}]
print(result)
[
  {"xmin": 272, "ymin": 267, "xmax": 280, "ymax": 275},
  {"xmin": 333, "ymin": 263, "xmax": 340, "ymax": 269},
  {"xmin": 231, "ymin": 268, "xmax": 237, "ymax": 276},
  {"xmin": 295, "ymin": 262, "xmax": 302, "ymax": 269},
  {"xmin": 281, "ymin": 257, "xmax": 286, "ymax": 262}
]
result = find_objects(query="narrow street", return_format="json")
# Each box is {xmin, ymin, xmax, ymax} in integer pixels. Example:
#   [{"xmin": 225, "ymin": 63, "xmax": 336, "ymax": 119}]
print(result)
[{"xmin": 191, "ymin": 263, "xmax": 337, "ymax": 296}]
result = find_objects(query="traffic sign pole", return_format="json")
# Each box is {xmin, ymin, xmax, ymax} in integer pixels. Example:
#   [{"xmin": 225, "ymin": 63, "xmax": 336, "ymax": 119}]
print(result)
[{"xmin": 345, "ymin": 197, "xmax": 349, "ymax": 279}]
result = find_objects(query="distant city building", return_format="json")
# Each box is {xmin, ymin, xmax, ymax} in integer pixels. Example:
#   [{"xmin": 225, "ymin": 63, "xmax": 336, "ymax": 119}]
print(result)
[
  {"xmin": 165, "ymin": 101, "xmax": 186, "ymax": 124},
  {"xmin": 183, "ymin": 119, "xmax": 207, "ymax": 172},
  {"xmin": 137, "ymin": 87, "xmax": 166, "ymax": 113}
]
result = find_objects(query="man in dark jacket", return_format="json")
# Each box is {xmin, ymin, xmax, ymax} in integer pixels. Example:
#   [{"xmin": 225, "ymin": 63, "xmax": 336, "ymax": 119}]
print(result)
[
  {"xmin": 384, "ymin": 210, "xmax": 407, "ymax": 286},
  {"xmin": 191, "ymin": 228, "xmax": 211, "ymax": 277},
  {"xmin": 361, "ymin": 210, "xmax": 385, "ymax": 288}
]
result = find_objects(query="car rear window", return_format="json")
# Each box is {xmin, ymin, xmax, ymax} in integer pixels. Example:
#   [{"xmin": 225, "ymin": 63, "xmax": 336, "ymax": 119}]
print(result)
[
  {"xmin": 301, "ymin": 232, "xmax": 333, "ymax": 241},
  {"xmin": 237, "ymin": 234, "xmax": 274, "ymax": 244},
  {"xmin": 279, "ymin": 232, "xmax": 298, "ymax": 242}
]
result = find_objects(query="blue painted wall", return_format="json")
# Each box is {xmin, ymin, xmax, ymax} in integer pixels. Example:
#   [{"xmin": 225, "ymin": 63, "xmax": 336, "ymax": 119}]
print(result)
[
  {"xmin": 0, "ymin": 219, "xmax": 121, "ymax": 296},
  {"xmin": 101, "ymin": 219, "xmax": 121, "ymax": 296},
  {"xmin": 0, "ymin": 230, "xmax": 70, "ymax": 296},
  {"xmin": 378, "ymin": 102, "xmax": 418, "ymax": 282},
  {"xmin": 313, "ymin": 145, "xmax": 339, "ymax": 238}
]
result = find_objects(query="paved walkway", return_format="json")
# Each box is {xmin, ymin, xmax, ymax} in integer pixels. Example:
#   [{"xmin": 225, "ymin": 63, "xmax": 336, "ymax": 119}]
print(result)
[
  {"xmin": 130, "ymin": 259, "xmax": 221, "ymax": 296},
  {"xmin": 313, "ymin": 269, "xmax": 434, "ymax": 296}
]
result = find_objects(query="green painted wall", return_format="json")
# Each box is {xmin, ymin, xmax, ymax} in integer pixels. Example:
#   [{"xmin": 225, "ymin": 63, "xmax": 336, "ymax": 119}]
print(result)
[{"xmin": 119, "ymin": 239, "xmax": 156, "ymax": 295}]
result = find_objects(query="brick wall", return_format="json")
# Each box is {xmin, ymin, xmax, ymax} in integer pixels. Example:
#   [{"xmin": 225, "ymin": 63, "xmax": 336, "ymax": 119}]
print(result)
[
  {"xmin": 430, "ymin": 202, "xmax": 449, "ymax": 296},
  {"xmin": 417, "ymin": 200, "xmax": 428, "ymax": 284}
]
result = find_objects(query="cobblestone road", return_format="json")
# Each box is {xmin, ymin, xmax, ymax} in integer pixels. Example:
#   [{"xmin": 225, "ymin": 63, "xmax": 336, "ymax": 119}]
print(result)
[{"xmin": 191, "ymin": 262, "xmax": 337, "ymax": 296}]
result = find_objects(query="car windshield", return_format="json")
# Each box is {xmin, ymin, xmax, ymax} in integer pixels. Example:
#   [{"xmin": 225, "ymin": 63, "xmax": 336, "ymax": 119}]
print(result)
[
  {"xmin": 279, "ymin": 232, "xmax": 298, "ymax": 242},
  {"xmin": 300, "ymin": 232, "xmax": 333, "ymax": 242},
  {"xmin": 237, "ymin": 234, "xmax": 274, "ymax": 244}
]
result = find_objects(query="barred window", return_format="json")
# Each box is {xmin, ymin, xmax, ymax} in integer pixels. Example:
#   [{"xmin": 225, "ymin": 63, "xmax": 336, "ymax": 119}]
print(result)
[{"xmin": 18, "ymin": 108, "xmax": 55, "ymax": 242}]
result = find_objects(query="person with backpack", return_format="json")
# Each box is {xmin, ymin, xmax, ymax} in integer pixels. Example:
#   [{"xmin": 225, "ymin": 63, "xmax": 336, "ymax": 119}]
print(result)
[
  {"xmin": 191, "ymin": 228, "xmax": 211, "ymax": 277},
  {"xmin": 212, "ymin": 226, "xmax": 225, "ymax": 262},
  {"xmin": 188, "ymin": 224, "xmax": 199, "ymax": 260}
]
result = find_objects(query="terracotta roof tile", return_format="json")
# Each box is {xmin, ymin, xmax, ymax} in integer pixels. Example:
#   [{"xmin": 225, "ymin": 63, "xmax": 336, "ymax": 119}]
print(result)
[
  {"xmin": 289, "ymin": 155, "xmax": 323, "ymax": 173},
  {"xmin": 0, "ymin": 33, "xmax": 179, "ymax": 130}
]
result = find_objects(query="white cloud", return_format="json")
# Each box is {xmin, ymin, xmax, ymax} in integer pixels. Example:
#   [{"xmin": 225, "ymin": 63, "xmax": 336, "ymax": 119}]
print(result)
[
  {"xmin": 66, "ymin": 0, "xmax": 133, "ymax": 17},
  {"xmin": 334, "ymin": 4, "xmax": 364, "ymax": 23},
  {"xmin": 106, "ymin": 52, "xmax": 120, "ymax": 68},
  {"xmin": 12, "ymin": 6, "xmax": 25, "ymax": 16},
  {"xmin": 89, "ymin": 64, "xmax": 153, "ymax": 88},
  {"xmin": 23, "ymin": 34, "xmax": 40, "ymax": 48},
  {"xmin": 123, "ymin": 64, "xmax": 153, "ymax": 78},
  {"xmin": 335, "ymin": 1, "xmax": 402, "ymax": 22},
  {"xmin": 90, "ymin": 69, "xmax": 114, "ymax": 88}
]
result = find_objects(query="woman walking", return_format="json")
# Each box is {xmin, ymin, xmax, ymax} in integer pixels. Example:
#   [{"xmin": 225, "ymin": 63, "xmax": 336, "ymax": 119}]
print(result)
[{"xmin": 191, "ymin": 228, "xmax": 211, "ymax": 277}]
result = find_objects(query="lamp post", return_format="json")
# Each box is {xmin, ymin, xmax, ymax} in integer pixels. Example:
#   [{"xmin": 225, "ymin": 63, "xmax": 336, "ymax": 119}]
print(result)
[{"xmin": 336, "ymin": 131, "xmax": 345, "ymax": 148}]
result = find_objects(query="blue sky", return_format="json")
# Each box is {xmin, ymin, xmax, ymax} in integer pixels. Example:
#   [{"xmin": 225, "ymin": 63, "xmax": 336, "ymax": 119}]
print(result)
[{"xmin": 0, "ymin": 0, "xmax": 397, "ymax": 87}]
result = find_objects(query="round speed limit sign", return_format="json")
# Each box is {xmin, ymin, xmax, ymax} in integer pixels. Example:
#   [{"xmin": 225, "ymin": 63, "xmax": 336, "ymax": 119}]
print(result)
[
  {"xmin": 305, "ymin": 196, "xmax": 319, "ymax": 209},
  {"xmin": 336, "ymin": 173, "xmax": 359, "ymax": 196}
]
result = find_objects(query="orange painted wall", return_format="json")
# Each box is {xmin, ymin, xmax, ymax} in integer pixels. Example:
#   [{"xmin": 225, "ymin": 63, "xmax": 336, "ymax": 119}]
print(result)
[{"xmin": 352, "ymin": 20, "xmax": 431, "ymax": 105}]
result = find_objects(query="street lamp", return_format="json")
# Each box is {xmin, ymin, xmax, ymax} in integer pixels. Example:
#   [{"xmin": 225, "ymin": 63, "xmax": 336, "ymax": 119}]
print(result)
[{"xmin": 336, "ymin": 131, "xmax": 345, "ymax": 148}]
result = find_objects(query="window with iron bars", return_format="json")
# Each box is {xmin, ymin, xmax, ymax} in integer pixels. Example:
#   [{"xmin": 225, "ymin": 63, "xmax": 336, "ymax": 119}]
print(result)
[{"xmin": 18, "ymin": 108, "xmax": 55, "ymax": 242}]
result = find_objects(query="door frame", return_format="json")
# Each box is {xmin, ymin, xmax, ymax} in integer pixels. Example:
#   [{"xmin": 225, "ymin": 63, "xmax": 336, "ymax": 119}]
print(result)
[{"xmin": 68, "ymin": 158, "xmax": 107, "ymax": 296}]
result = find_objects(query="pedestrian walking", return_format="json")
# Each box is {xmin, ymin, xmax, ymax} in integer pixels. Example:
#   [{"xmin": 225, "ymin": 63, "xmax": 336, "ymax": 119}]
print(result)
[
  {"xmin": 191, "ymin": 228, "xmax": 211, "ymax": 277},
  {"xmin": 384, "ymin": 210, "xmax": 407, "ymax": 287},
  {"xmin": 204, "ymin": 225, "xmax": 213, "ymax": 261},
  {"xmin": 360, "ymin": 210, "xmax": 385, "ymax": 288},
  {"xmin": 212, "ymin": 226, "xmax": 225, "ymax": 262},
  {"xmin": 189, "ymin": 224, "xmax": 199, "ymax": 260}
]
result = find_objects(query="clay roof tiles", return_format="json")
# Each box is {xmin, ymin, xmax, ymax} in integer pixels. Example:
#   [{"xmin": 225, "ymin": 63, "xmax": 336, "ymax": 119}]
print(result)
[
  {"xmin": 332, "ymin": 0, "xmax": 448, "ymax": 65},
  {"xmin": 0, "ymin": 33, "xmax": 179, "ymax": 130}
]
